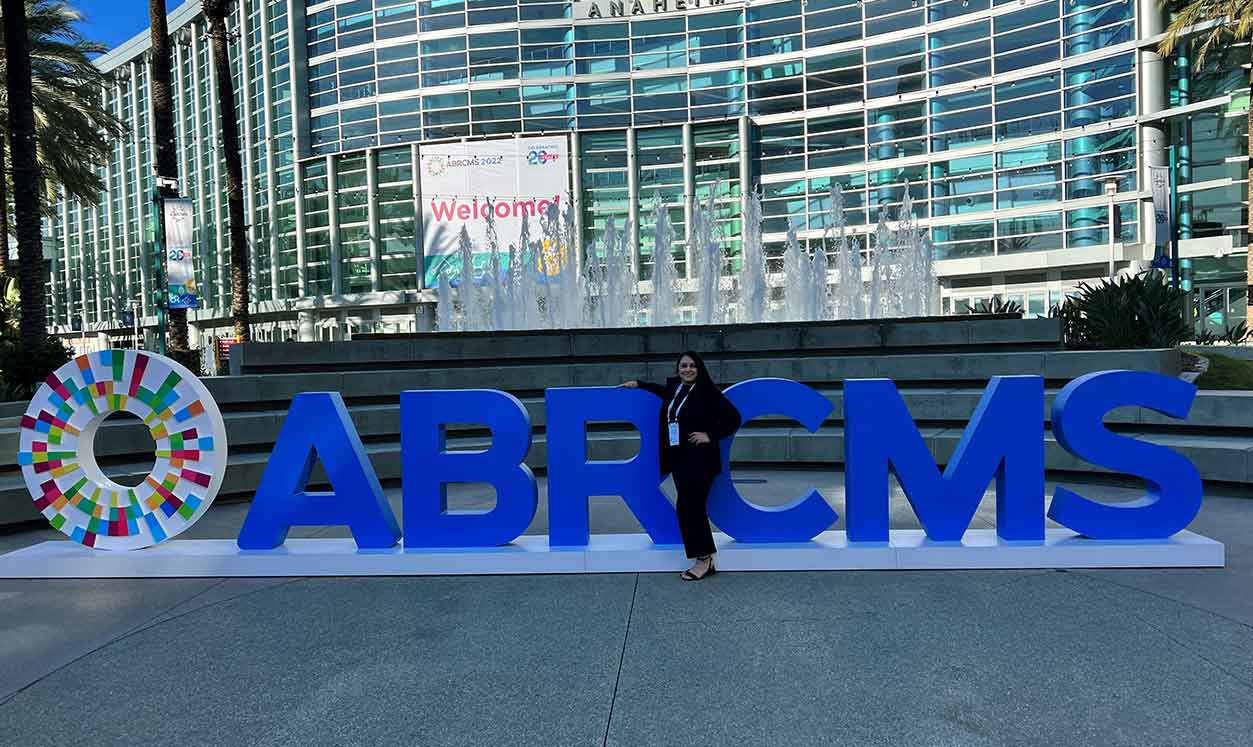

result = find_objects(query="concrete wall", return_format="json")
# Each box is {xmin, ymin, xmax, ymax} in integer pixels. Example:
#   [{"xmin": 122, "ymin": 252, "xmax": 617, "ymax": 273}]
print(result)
[{"xmin": 231, "ymin": 315, "xmax": 1064, "ymax": 374}]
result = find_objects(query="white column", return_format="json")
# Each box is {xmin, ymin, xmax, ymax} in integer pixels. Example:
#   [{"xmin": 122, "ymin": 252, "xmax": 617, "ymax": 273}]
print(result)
[
  {"xmin": 294, "ymin": 162, "xmax": 309, "ymax": 297},
  {"xmin": 411, "ymin": 142, "xmax": 424, "ymax": 290},
  {"xmin": 626, "ymin": 126, "xmax": 640, "ymax": 274},
  {"xmin": 236, "ymin": 0, "xmax": 260, "ymax": 303},
  {"xmin": 60, "ymin": 198, "xmax": 72, "ymax": 327},
  {"xmin": 200, "ymin": 24, "xmax": 227, "ymax": 313},
  {"xmin": 116, "ymin": 77, "xmax": 134, "ymax": 319},
  {"xmin": 130, "ymin": 63, "xmax": 149, "ymax": 317},
  {"xmin": 569, "ymin": 131, "xmax": 584, "ymax": 276},
  {"xmin": 682, "ymin": 121, "xmax": 695, "ymax": 278},
  {"xmin": 89, "ymin": 204, "xmax": 104, "ymax": 324},
  {"xmin": 739, "ymin": 114, "xmax": 752, "ymax": 239},
  {"xmin": 257, "ymin": 0, "xmax": 281, "ymax": 300},
  {"xmin": 189, "ymin": 25, "xmax": 213, "ymax": 310},
  {"xmin": 327, "ymin": 155, "xmax": 342, "ymax": 297},
  {"xmin": 1138, "ymin": 0, "xmax": 1169, "ymax": 253},
  {"xmin": 104, "ymin": 135, "xmax": 119, "ymax": 326},
  {"xmin": 367, "ymin": 148, "xmax": 381, "ymax": 292},
  {"xmin": 297, "ymin": 310, "xmax": 316, "ymax": 341}
]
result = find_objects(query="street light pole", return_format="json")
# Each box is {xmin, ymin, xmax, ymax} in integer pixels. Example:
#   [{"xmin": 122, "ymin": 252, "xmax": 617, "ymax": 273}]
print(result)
[
  {"xmin": 1168, "ymin": 143, "xmax": 1181, "ymax": 289},
  {"xmin": 1103, "ymin": 178, "xmax": 1119, "ymax": 279},
  {"xmin": 129, "ymin": 299, "xmax": 141, "ymax": 350}
]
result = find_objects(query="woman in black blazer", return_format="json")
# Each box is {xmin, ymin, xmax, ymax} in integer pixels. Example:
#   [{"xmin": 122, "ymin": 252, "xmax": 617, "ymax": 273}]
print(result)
[{"xmin": 623, "ymin": 350, "xmax": 742, "ymax": 580}]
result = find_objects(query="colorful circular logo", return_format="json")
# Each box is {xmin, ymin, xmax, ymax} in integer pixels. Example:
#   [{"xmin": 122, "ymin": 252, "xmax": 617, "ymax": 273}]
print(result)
[{"xmin": 18, "ymin": 350, "xmax": 228, "ymax": 551}]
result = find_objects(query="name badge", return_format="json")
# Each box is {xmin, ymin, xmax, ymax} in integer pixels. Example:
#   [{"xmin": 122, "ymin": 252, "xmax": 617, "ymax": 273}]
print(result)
[{"xmin": 668, "ymin": 422, "xmax": 680, "ymax": 446}]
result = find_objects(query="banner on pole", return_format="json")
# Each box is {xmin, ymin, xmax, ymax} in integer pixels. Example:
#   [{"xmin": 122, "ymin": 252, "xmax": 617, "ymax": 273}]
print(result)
[
  {"xmin": 1149, "ymin": 165, "xmax": 1172, "ymax": 269},
  {"xmin": 164, "ymin": 198, "xmax": 199, "ymax": 309}
]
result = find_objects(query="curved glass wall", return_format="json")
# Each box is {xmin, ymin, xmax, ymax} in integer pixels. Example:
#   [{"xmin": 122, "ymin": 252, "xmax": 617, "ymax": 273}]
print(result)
[{"xmin": 38, "ymin": 0, "xmax": 1249, "ymax": 337}]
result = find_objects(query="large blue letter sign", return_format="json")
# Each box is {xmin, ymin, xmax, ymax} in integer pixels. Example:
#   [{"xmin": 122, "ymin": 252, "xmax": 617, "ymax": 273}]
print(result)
[
  {"xmin": 400, "ymin": 389, "xmax": 537, "ymax": 547},
  {"xmin": 844, "ymin": 376, "xmax": 1045, "ymax": 543},
  {"xmin": 1049, "ymin": 371, "xmax": 1202, "ymax": 539},
  {"xmin": 708, "ymin": 378, "xmax": 838, "ymax": 541},
  {"xmin": 237, "ymin": 392, "xmax": 400, "ymax": 550},
  {"xmin": 545, "ymin": 386, "xmax": 680, "ymax": 546}
]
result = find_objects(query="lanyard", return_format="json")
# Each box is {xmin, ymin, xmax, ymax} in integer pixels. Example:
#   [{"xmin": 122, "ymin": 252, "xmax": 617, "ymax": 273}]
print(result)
[{"xmin": 668, "ymin": 384, "xmax": 693, "ymax": 422}]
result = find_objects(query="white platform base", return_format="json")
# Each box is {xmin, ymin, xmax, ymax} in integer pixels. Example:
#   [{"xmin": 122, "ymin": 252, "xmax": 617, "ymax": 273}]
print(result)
[{"xmin": 0, "ymin": 529, "xmax": 1225, "ymax": 578}]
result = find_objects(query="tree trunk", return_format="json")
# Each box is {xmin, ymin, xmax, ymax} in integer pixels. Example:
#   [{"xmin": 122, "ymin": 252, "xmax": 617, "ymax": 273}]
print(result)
[
  {"xmin": 149, "ymin": 0, "xmax": 188, "ymax": 352},
  {"xmin": 205, "ymin": 1, "xmax": 249, "ymax": 342},
  {"xmin": 0, "ymin": 131, "xmax": 10, "ymax": 276},
  {"xmin": 3, "ymin": 0, "xmax": 46, "ymax": 347}
]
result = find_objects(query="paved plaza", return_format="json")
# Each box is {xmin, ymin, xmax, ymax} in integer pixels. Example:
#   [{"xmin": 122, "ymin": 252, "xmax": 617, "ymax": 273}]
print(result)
[{"xmin": 1, "ymin": 471, "xmax": 1251, "ymax": 745}]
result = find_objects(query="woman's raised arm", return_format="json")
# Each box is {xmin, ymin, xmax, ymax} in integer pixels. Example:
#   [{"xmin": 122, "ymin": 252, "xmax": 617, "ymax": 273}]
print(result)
[{"xmin": 623, "ymin": 379, "xmax": 667, "ymax": 398}]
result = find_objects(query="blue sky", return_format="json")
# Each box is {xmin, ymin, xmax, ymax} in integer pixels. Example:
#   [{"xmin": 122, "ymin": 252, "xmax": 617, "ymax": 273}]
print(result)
[{"xmin": 72, "ymin": 1, "xmax": 187, "ymax": 52}]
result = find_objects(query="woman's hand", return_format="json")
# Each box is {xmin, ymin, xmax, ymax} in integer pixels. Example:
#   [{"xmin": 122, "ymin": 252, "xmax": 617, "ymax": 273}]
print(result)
[
  {"xmin": 621, "ymin": 380, "xmax": 638, "ymax": 388},
  {"xmin": 688, "ymin": 431, "xmax": 711, "ymax": 445}
]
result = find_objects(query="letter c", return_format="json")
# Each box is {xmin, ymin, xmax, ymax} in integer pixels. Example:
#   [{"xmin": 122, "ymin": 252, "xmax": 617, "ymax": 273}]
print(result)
[{"xmin": 707, "ymin": 378, "xmax": 839, "ymax": 542}]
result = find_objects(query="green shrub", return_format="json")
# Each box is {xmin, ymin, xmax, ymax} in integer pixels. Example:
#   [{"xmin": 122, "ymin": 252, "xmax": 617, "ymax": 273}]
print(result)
[
  {"xmin": 0, "ymin": 335, "xmax": 73, "ymax": 401},
  {"xmin": 1191, "ymin": 321, "xmax": 1249, "ymax": 346},
  {"xmin": 970, "ymin": 296, "xmax": 1024, "ymax": 315},
  {"xmin": 1056, "ymin": 271, "xmax": 1190, "ymax": 350}
]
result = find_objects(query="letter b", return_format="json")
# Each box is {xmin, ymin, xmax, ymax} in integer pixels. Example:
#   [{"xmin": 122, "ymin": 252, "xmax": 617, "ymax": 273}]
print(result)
[{"xmin": 401, "ymin": 390, "xmax": 537, "ymax": 548}]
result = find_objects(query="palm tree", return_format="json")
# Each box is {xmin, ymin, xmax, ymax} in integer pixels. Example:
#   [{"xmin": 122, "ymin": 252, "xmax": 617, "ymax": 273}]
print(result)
[
  {"xmin": 1158, "ymin": 1, "xmax": 1253, "ymax": 327},
  {"xmin": 148, "ymin": 0, "xmax": 188, "ymax": 351},
  {"xmin": 2, "ymin": 0, "xmax": 45, "ymax": 346},
  {"xmin": 1, "ymin": 1, "xmax": 122, "ymax": 206},
  {"xmin": 203, "ymin": 0, "xmax": 249, "ymax": 342},
  {"xmin": 1, "ymin": 1, "xmax": 122, "ymax": 290}
]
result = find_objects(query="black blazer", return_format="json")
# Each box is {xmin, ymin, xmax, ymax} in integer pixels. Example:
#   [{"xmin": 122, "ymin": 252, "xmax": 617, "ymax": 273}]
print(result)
[{"xmin": 636, "ymin": 377, "xmax": 742, "ymax": 479}]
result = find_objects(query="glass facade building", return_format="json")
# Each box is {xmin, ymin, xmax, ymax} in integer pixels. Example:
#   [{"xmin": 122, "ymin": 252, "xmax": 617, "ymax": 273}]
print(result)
[{"xmin": 43, "ymin": 0, "xmax": 1249, "ymax": 341}]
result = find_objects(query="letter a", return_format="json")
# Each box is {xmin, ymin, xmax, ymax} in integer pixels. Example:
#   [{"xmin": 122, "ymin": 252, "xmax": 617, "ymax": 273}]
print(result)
[{"xmin": 237, "ymin": 392, "xmax": 400, "ymax": 550}]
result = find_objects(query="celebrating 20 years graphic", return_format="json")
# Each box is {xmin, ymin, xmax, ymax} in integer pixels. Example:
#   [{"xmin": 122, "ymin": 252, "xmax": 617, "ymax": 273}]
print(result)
[{"xmin": 9, "ymin": 351, "xmax": 1224, "ymax": 576}]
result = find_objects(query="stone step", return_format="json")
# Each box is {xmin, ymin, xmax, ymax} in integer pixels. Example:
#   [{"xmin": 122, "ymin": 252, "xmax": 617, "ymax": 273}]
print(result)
[
  {"xmin": 191, "ymin": 347, "xmax": 1178, "ymax": 407},
  {"xmin": 234, "ymin": 316, "xmax": 1063, "ymax": 373}
]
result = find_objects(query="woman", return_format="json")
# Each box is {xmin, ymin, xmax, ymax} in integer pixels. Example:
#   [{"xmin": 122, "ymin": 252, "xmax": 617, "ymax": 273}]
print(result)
[{"xmin": 623, "ymin": 351, "xmax": 741, "ymax": 581}]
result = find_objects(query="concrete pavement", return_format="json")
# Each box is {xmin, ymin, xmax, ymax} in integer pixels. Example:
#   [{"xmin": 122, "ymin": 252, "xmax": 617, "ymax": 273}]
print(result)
[{"xmin": 0, "ymin": 471, "xmax": 1250, "ymax": 745}]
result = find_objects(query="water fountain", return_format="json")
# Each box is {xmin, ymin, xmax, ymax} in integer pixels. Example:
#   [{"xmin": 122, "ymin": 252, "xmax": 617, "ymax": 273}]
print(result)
[
  {"xmin": 740, "ymin": 191, "xmax": 767, "ymax": 324},
  {"xmin": 431, "ymin": 183, "xmax": 938, "ymax": 331},
  {"xmin": 649, "ymin": 197, "xmax": 679, "ymax": 327}
]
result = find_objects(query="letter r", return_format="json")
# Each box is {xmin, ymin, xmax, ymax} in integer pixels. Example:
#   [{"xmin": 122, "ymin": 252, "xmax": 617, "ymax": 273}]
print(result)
[{"xmin": 545, "ymin": 386, "xmax": 680, "ymax": 546}]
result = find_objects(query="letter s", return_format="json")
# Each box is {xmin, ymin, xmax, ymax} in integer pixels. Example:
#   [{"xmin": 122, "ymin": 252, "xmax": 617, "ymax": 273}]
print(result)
[{"xmin": 1049, "ymin": 370, "xmax": 1202, "ymax": 539}]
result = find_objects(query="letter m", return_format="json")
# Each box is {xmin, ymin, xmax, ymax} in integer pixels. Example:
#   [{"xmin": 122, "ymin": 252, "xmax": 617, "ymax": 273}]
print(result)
[{"xmin": 844, "ymin": 376, "xmax": 1044, "ymax": 543}]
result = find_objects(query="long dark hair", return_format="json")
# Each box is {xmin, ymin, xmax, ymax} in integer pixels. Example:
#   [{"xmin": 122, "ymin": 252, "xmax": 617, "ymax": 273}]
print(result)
[{"xmin": 676, "ymin": 350, "xmax": 716, "ymax": 389}]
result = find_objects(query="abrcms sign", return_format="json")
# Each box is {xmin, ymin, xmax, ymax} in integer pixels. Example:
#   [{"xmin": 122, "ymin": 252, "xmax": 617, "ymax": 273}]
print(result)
[{"xmin": 20, "ymin": 352, "xmax": 1204, "ymax": 556}]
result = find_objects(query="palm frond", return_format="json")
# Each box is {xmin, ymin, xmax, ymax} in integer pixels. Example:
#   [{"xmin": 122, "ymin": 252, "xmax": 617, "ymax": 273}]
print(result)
[
  {"xmin": 1158, "ymin": 0, "xmax": 1253, "ymax": 68},
  {"xmin": 0, "ymin": 0, "xmax": 124, "ymax": 203}
]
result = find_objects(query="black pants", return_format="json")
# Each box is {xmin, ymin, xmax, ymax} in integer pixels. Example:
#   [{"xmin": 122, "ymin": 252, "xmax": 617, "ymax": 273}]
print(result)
[{"xmin": 672, "ymin": 463, "xmax": 717, "ymax": 559}]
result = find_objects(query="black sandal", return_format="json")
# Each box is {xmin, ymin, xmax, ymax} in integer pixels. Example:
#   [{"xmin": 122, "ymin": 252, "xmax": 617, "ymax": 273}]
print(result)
[{"xmin": 681, "ymin": 556, "xmax": 715, "ymax": 581}]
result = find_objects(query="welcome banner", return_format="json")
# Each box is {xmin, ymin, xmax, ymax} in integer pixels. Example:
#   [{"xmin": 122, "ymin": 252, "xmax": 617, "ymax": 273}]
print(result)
[{"xmin": 420, "ymin": 136, "xmax": 570, "ymax": 286}]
